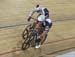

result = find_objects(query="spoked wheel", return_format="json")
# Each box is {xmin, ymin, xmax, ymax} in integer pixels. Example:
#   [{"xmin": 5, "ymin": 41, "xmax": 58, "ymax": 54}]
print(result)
[
  {"xmin": 22, "ymin": 29, "xmax": 38, "ymax": 50},
  {"xmin": 22, "ymin": 40, "xmax": 30, "ymax": 50},
  {"xmin": 22, "ymin": 35, "xmax": 36, "ymax": 50},
  {"xmin": 22, "ymin": 28, "xmax": 28, "ymax": 39},
  {"xmin": 21, "ymin": 33, "xmax": 33, "ymax": 50},
  {"xmin": 22, "ymin": 24, "xmax": 32, "ymax": 39},
  {"xmin": 30, "ymin": 33, "xmax": 37, "ymax": 47}
]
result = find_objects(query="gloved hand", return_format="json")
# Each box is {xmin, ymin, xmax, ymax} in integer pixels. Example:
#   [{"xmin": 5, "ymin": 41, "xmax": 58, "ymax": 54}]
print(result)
[{"xmin": 27, "ymin": 16, "xmax": 31, "ymax": 21}]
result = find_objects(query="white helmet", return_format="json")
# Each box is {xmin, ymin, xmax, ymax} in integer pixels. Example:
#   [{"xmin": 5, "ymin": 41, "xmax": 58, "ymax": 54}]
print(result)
[{"xmin": 38, "ymin": 15, "xmax": 45, "ymax": 22}]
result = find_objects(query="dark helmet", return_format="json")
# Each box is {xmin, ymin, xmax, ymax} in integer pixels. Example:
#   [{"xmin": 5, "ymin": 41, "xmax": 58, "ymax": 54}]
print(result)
[{"xmin": 36, "ymin": 4, "xmax": 39, "ymax": 8}]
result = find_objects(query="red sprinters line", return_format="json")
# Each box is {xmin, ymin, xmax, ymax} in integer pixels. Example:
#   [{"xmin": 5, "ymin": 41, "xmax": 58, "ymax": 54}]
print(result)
[{"xmin": 0, "ymin": 48, "xmax": 21, "ymax": 56}]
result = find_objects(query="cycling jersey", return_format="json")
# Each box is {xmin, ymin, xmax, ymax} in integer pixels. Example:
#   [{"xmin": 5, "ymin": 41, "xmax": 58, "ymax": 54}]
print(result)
[
  {"xmin": 43, "ymin": 18, "xmax": 52, "ymax": 31},
  {"xmin": 29, "ymin": 6, "xmax": 49, "ymax": 17}
]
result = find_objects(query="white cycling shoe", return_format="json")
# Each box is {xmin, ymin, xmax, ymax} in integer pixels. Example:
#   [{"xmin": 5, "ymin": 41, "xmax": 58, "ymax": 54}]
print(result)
[
  {"xmin": 35, "ymin": 41, "xmax": 41, "ymax": 48},
  {"xmin": 35, "ymin": 37, "xmax": 41, "ymax": 48},
  {"xmin": 35, "ymin": 44, "xmax": 41, "ymax": 48}
]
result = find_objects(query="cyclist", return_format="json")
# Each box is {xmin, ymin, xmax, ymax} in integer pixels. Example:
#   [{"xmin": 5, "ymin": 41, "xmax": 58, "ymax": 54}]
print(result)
[
  {"xmin": 27, "ymin": 5, "xmax": 52, "ymax": 48},
  {"xmin": 27, "ymin": 4, "xmax": 50, "ymax": 29},
  {"xmin": 35, "ymin": 15, "xmax": 52, "ymax": 48},
  {"xmin": 28, "ymin": 4, "xmax": 49, "ymax": 21}
]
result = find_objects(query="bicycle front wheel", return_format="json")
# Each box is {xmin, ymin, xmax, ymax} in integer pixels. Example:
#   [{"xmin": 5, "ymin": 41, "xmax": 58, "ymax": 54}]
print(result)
[{"xmin": 22, "ymin": 37, "xmax": 30, "ymax": 50}]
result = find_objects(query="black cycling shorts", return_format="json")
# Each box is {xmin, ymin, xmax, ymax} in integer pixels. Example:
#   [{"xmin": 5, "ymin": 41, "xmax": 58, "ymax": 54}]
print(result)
[{"xmin": 44, "ymin": 8, "xmax": 49, "ymax": 17}]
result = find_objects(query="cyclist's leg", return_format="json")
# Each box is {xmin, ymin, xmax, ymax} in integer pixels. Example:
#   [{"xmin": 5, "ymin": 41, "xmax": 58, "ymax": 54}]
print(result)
[
  {"xmin": 34, "ymin": 22, "xmax": 43, "ymax": 48},
  {"xmin": 31, "ymin": 19, "xmax": 38, "ymax": 29},
  {"xmin": 40, "ymin": 22, "xmax": 52, "ymax": 44},
  {"xmin": 44, "ymin": 8, "xmax": 49, "ymax": 18},
  {"xmin": 40, "ymin": 30, "xmax": 48, "ymax": 44},
  {"xmin": 35, "ymin": 21, "xmax": 42, "ymax": 33},
  {"xmin": 26, "ymin": 20, "xmax": 38, "ymax": 33},
  {"xmin": 32, "ymin": 13, "xmax": 41, "ymax": 29}
]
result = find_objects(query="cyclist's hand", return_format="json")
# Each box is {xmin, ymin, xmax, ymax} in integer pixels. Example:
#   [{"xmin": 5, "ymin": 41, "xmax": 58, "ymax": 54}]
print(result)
[{"xmin": 27, "ymin": 16, "xmax": 31, "ymax": 22}]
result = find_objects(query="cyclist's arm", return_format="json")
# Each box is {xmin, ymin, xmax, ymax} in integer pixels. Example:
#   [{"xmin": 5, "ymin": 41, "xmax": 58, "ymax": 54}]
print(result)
[
  {"xmin": 29, "ymin": 10, "xmax": 37, "ymax": 17},
  {"xmin": 28, "ymin": 10, "xmax": 37, "ymax": 21}
]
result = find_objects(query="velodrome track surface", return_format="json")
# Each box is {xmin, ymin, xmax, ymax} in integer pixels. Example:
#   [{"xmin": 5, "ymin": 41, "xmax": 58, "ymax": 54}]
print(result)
[
  {"xmin": 0, "ymin": 0, "xmax": 75, "ymax": 57},
  {"xmin": 0, "ymin": 19, "xmax": 75, "ymax": 57}
]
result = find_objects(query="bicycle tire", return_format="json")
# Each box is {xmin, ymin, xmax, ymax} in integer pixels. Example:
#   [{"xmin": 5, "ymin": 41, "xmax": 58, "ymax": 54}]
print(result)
[
  {"xmin": 30, "ymin": 31, "xmax": 37, "ymax": 47},
  {"xmin": 22, "ymin": 24, "xmax": 31, "ymax": 39},
  {"xmin": 22, "ymin": 24, "xmax": 34, "ymax": 39},
  {"xmin": 27, "ymin": 29, "xmax": 37, "ymax": 47},
  {"xmin": 22, "ymin": 28, "xmax": 28, "ymax": 40},
  {"xmin": 22, "ymin": 33, "xmax": 32, "ymax": 50},
  {"xmin": 22, "ymin": 29, "xmax": 37, "ymax": 50},
  {"xmin": 22, "ymin": 40, "xmax": 30, "ymax": 50}
]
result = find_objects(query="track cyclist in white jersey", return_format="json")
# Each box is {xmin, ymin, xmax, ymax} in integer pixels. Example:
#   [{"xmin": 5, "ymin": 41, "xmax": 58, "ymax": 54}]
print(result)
[{"xmin": 27, "ymin": 5, "xmax": 52, "ymax": 48}]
